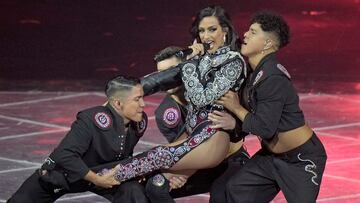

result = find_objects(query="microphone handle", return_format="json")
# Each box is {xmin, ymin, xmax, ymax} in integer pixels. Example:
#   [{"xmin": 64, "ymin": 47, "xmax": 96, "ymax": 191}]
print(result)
[{"xmin": 175, "ymin": 43, "xmax": 210, "ymax": 58}]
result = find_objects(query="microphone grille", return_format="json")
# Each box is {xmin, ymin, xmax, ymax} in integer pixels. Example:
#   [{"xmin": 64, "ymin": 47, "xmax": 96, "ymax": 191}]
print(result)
[{"xmin": 203, "ymin": 43, "xmax": 210, "ymax": 51}]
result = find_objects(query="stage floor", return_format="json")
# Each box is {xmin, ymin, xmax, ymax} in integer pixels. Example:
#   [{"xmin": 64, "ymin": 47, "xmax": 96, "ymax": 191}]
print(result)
[{"xmin": 0, "ymin": 89, "xmax": 359, "ymax": 202}]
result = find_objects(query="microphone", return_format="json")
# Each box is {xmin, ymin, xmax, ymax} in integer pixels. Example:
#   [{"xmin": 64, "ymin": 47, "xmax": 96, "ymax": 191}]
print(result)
[{"xmin": 175, "ymin": 43, "xmax": 210, "ymax": 58}]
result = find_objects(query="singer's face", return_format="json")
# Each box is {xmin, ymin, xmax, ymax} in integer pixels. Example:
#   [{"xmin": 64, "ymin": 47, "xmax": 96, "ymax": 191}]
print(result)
[{"xmin": 198, "ymin": 16, "xmax": 227, "ymax": 53}]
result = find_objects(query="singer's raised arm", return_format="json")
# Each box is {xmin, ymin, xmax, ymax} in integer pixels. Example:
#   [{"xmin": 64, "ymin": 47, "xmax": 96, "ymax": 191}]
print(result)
[{"xmin": 141, "ymin": 65, "xmax": 182, "ymax": 96}]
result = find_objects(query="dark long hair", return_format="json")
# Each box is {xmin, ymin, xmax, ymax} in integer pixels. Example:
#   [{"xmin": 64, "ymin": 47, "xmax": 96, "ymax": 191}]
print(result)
[{"xmin": 190, "ymin": 6, "xmax": 240, "ymax": 51}]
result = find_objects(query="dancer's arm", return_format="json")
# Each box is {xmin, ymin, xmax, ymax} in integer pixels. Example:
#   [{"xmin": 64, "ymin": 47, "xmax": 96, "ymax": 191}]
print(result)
[
  {"xmin": 49, "ymin": 113, "xmax": 94, "ymax": 183},
  {"xmin": 219, "ymin": 77, "xmax": 288, "ymax": 139},
  {"xmin": 209, "ymin": 109, "xmax": 248, "ymax": 142},
  {"xmin": 217, "ymin": 91, "xmax": 249, "ymax": 121},
  {"xmin": 208, "ymin": 111, "xmax": 244, "ymax": 157}
]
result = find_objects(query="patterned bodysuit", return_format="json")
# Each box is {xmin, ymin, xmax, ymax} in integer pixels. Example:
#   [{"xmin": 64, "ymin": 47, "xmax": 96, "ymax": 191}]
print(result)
[{"xmin": 111, "ymin": 46, "xmax": 247, "ymax": 182}]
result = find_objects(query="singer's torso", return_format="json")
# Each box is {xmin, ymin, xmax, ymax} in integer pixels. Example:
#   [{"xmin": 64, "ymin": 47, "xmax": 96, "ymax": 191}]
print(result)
[{"xmin": 178, "ymin": 46, "xmax": 247, "ymax": 135}]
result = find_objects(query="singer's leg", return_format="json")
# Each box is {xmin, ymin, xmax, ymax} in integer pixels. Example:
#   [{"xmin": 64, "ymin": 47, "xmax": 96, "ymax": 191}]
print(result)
[
  {"xmin": 113, "ymin": 126, "xmax": 230, "ymax": 182},
  {"xmin": 168, "ymin": 131, "xmax": 229, "ymax": 170}
]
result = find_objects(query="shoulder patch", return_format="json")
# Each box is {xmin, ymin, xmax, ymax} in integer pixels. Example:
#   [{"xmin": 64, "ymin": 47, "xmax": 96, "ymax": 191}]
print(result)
[
  {"xmin": 253, "ymin": 70, "xmax": 264, "ymax": 85},
  {"xmin": 94, "ymin": 112, "xmax": 112, "ymax": 130},
  {"xmin": 277, "ymin": 64, "xmax": 291, "ymax": 79},
  {"xmin": 162, "ymin": 107, "xmax": 181, "ymax": 128},
  {"xmin": 137, "ymin": 115, "xmax": 147, "ymax": 134}
]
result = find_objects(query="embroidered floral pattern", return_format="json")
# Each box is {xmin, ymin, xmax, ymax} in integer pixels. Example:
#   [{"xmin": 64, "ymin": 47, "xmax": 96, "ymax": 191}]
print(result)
[
  {"xmin": 112, "ymin": 126, "xmax": 216, "ymax": 182},
  {"xmin": 182, "ymin": 49, "xmax": 244, "ymax": 108}
]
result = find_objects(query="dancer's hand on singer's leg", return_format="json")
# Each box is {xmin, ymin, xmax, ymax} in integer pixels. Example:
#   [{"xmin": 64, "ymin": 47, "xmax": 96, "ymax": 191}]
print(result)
[
  {"xmin": 91, "ymin": 169, "xmax": 120, "ymax": 188},
  {"xmin": 163, "ymin": 173, "xmax": 188, "ymax": 190}
]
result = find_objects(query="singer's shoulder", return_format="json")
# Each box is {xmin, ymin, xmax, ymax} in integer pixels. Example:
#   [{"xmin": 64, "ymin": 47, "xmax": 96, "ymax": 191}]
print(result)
[
  {"xmin": 227, "ymin": 51, "xmax": 246, "ymax": 64},
  {"xmin": 227, "ymin": 50, "xmax": 242, "ymax": 58}
]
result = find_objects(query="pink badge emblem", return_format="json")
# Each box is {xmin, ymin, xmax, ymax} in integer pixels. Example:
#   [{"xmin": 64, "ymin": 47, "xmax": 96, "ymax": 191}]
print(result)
[
  {"xmin": 94, "ymin": 112, "xmax": 112, "ymax": 129},
  {"xmin": 137, "ymin": 117, "xmax": 147, "ymax": 134},
  {"xmin": 163, "ymin": 107, "xmax": 180, "ymax": 127}
]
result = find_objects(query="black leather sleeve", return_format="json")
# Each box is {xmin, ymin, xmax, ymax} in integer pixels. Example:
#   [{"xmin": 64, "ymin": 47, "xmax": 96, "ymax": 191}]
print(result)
[{"xmin": 141, "ymin": 65, "xmax": 182, "ymax": 96}]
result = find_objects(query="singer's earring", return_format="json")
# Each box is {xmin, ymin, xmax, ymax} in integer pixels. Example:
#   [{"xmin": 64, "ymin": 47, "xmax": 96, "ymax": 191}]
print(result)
[{"xmin": 223, "ymin": 35, "xmax": 226, "ymax": 43}]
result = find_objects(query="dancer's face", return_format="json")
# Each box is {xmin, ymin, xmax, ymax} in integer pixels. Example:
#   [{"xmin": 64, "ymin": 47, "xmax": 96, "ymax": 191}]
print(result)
[
  {"xmin": 241, "ymin": 23, "xmax": 267, "ymax": 58},
  {"xmin": 198, "ymin": 16, "xmax": 227, "ymax": 54},
  {"xmin": 156, "ymin": 56, "xmax": 182, "ymax": 94},
  {"xmin": 118, "ymin": 84, "xmax": 145, "ymax": 123}
]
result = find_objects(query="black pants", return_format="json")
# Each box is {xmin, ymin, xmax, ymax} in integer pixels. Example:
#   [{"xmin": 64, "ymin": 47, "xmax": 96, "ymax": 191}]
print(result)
[
  {"xmin": 8, "ymin": 170, "xmax": 149, "ymax": 203},
  {"xmin": 226, "ymin": 133, "xmax": 327, "ymax": 203},
  {"xmin": 209, "ymin": 148, "xmax": 249, "ymax": 203},
  {"xmin": 146, "ymin": 146, "xmax": 250, "ymax": 203}
]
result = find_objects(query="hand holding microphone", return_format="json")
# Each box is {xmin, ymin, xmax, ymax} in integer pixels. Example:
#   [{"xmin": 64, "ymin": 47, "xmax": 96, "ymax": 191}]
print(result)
[{"xmin": 175, "ymin": 40, "xmax": 210, "ymax": 60}]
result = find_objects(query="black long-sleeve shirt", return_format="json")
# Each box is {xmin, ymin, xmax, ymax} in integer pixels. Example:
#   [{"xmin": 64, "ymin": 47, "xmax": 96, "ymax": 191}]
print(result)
[
  {"xmin": 242, "ymin": 53, "xmax": 305, "ymax": 140},
  {"xmin": 155, "ymin": 95, "xmax": 187, "ymax": 143},
  {"xmin": 43, "ymin": 104, "xmax": 148, "ymax": 183}
]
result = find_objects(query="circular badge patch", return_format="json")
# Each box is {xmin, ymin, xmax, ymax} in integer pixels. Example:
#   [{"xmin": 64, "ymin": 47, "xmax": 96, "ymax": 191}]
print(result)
[
  {"xmin": 137, "ymin": 117, "xmax": 147, "ymax": 134},
  {"xmin": 163, "ymin": 107, "xmax": 180, "ymax": 128},
  {"xmin": 94, "ymin": 112, "xmax": 112, "ymax": 129}
]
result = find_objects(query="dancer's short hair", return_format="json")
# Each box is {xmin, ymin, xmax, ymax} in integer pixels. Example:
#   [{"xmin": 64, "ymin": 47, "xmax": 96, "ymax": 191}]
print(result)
[
  {"xmin": 251, "ymin": 11, "xmax": 290, "ymax": 48},
  {"xmin": 105, "ymin": 75, "xmax": 141, "ymax": 100}
]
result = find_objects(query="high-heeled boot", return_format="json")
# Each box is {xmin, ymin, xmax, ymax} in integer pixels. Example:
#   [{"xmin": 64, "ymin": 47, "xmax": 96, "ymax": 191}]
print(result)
[{"xmin": 145, "ymin": 174, "xmax": 175, "ymax": 203}]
